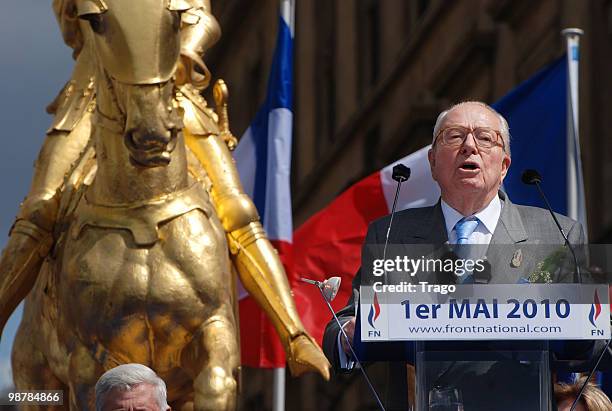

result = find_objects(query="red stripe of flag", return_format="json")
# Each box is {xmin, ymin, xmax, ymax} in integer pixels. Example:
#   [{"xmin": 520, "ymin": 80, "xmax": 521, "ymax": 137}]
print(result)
[{"xmin": 290, "ymin": 171, "xmax": 389, "ymax": 344}]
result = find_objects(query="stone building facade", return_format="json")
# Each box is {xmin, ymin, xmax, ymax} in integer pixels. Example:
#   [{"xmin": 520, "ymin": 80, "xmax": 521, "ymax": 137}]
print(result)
[{"xmin": 206, "ymin": 1, "xmax": 612, "ymax": 409}]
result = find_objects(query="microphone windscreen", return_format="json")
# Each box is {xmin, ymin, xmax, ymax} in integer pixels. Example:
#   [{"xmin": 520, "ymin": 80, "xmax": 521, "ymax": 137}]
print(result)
[
  {"xmin": 322, "ymin": 277, "xmax": 341, "ymax": 302},
  {"xmin": 392, "ymin": 164, "xmax": 411, "ymax": 182},
  {"xmin": 521, "ymin": 169, "xmax": 542, "ymax": 185}
]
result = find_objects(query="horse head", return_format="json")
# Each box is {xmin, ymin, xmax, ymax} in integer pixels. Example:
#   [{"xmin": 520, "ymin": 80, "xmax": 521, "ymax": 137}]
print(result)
[{"xmin": 78, "ymin": 0, "xmax": 185, "ymax": 168}]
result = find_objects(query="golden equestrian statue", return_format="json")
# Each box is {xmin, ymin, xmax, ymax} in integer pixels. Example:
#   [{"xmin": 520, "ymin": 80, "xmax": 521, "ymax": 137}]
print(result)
[{"xmin": 0, "ymin": 0, "xmax": 329, "ymax": 409}]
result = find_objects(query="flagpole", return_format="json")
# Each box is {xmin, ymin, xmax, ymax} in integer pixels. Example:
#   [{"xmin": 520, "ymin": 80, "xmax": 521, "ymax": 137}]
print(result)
[
  {"xmin": 272, "ymin": 1, "xmax": 294, "ymax": 411},
  {"xmin": 561, "ymin": 28, "xmax": 588, "ymax": 238}
]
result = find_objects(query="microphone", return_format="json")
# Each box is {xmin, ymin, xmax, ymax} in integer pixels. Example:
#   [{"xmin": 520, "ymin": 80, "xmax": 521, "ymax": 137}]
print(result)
[
  {"xmin": 521, "ymin": 169, "xmax": 542, "ymax": 185},
  {"xmin": 382, "ymin": 164, "xmax": 411, "ymax": 282},
  {"xmin": 521, "ymin": 169, "xmax": 582, "ymax": 283},
  {"xmin": 300, "ymin": 277, "xmax": 341, "ymax": 302},
  {"xmin": 474, "ymin": 258, "xmax": 492, "ymax": 284},
  {"xmin": 437, "ymin": 248, "xmax": 459, "ymax": 285},
  {"xmin": 300, "ymin": 277, "xmax": 386, "ymax": 411},
  {"xmin": 392, "ymin": 163, "xmax": 411, "ymax": 182}
]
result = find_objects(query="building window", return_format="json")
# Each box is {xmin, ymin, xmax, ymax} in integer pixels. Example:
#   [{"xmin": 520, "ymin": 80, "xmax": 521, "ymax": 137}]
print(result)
[
  {"xmin": 608, "ymin": 2, "xmax": 612, "ymax": 36},
  {"xmin": 248, "ymin": 58, "xmax": 263, "ymax": 121},
  {"xmin": 363, "ymin": 124, "xmax": 380, "ymax": 173},
  {"xmin": 416, "ymin": 0, "xmax": 429, "ymax": 18},
  {"xmin": 357, "ymin": 0, "xmax": 380, "ymax": 99},
  {"xmin": 315, "ymin": 0, "xmax": 337, "ymax": 155},
  {"xmin": 404, "ymin": 0, "xmax": 430, "ymax": 36}
]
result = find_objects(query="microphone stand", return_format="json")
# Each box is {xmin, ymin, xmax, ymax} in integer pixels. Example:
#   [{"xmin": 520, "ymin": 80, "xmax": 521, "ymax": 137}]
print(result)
[
  {"xmin": 382, "ymin": 164, "xmax": 411, "ymax": 285},
  {"xmin": 301, "ymin": 164, "xmax": 410, "ymax": 410},
  {"xmin": 532, "ymin": 180, "xmax": 582, "ymax": 284},
  {"xmin": 522, "ymin": 169, "xmax": 582, "ymax": 283},
  {"xmin": 301, "ymin": 278, "xmax": 386, "ymax": 411},
  {"xmin": 521, "ymin": 169, "xmax": 598, "ymax": 410}
]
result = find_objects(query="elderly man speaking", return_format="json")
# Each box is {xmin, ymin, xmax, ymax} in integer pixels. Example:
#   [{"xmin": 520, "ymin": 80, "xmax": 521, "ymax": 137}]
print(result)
[{"xmin": 323, "ymin": 101, "xmax": 587, "ymax": 410}]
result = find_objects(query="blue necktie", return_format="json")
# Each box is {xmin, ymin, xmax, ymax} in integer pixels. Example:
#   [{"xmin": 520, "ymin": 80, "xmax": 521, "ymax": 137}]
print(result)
[
  {"xmin": 455, "ymin": 217, "xmax": 479, "ymax": 245},
  {"xmin": 454, "ymin": 217, "xmax": 479, "ymax": 283}
]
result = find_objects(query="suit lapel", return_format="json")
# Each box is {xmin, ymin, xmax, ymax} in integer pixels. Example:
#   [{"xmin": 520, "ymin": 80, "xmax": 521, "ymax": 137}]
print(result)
[
  {"xmin": 397, "ymin": 200, "xmax": 448, "ymax": 245},
  {"xmin": 487, "ymin": 192, "xmax": 529, "ymax": 283},
  {"xmin": 491, "ymin": 192, "xmax": 528, "ymax": 245},
  {"xmin": 390, "ymin": 201, "xmax": 450, "ymax": 284}
]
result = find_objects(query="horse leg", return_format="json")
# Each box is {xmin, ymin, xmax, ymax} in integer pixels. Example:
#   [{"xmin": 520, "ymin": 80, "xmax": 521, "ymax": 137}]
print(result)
[
  {"xmin": 182, "ymin": 313, "xmax": 239, "ymax": 411},
  {"xmin": 172, "ymin": 399, "xmax": 194, "ymax": 411},
  {"xmin": 11, "ymin": 320, "xmax": 67, "ymax": 411},
  {"xmin": 67, "ymin": 343, "xmax": 104, "ymax": 411}
]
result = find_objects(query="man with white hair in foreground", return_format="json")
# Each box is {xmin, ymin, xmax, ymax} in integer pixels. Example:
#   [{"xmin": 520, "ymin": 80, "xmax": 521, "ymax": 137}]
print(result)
[{"xmin": 95, "ymin": 364, "xmax": 171, "ymax": 411}]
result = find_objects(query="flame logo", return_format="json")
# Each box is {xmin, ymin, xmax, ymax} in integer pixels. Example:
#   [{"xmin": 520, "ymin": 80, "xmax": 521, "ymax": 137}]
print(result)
[
  {"xmin": 589, "ymin": 289, "xmax": 602, "ymax": 328},
  {"xmin": 368, "ymin": 293, "xmax": 381, "ymax": 328}
]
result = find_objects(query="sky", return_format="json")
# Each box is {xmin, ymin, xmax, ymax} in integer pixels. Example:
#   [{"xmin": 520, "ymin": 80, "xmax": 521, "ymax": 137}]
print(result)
[{"xmin": 0, "ymin": 1, "xmax": 73, "ymax": 388}]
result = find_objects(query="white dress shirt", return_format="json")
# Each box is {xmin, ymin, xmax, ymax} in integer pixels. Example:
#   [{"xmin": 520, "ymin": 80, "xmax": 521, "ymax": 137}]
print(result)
[{"xmin": 441, "ymin": 195, "xmax": 502, "ymax": 245}]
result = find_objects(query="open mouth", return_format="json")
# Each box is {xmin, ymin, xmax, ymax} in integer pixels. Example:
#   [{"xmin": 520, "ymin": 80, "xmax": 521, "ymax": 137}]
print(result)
[
  {"xmin": 458, "ymin": 161, "xmax": 481, "ymax": 172},
  {"xmin": 129, "ymin": 150, "xmax": 172, "ymax": 167}
]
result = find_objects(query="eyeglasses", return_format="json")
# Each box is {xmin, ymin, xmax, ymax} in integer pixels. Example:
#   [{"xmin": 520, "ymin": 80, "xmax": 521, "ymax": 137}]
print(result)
[{"xmin": 434, "ymin": 126, "xmax": 505, "ymax": 150}]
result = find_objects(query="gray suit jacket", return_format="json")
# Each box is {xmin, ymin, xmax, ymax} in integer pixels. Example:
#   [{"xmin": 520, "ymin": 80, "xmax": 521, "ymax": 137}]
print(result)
[{"xmin": 323, "ymin": 191, "xmax": 587, "ymax": 410}]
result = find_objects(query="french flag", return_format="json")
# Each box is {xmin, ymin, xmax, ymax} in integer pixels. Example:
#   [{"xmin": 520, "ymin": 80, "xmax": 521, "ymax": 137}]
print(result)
[
  {"xmin": 291, "ymin": 146, "xmax": 439, "ymax": 343},
  {"xmin": 234, "ymin": 10, "xmax": 294, "ymax": 368}
]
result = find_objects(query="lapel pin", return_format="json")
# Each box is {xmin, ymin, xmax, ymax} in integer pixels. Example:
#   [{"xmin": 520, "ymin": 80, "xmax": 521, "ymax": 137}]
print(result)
[{"xmin": 511, "ymin": 249, "xmax": 523, "ymax": 268}]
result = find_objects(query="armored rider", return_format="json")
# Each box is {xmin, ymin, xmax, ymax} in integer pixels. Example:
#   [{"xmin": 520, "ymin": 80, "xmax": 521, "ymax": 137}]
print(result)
[{"xmin": 0, "ymin": 0, "xmax": 329, "ymax": 379}]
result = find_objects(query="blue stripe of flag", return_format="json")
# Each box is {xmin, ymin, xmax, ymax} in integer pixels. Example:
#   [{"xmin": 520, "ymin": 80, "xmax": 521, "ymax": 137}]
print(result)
[
  {"xmin": 247, "ymin": 16, "xmax": 293, "ymax": 219},
  {"xmin": 495, "ymin": 56, "xmax": 568, "ymax": 215}
]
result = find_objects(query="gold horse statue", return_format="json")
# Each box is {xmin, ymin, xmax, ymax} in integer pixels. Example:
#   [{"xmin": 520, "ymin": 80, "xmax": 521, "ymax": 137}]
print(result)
[{"xmin": 0, "ymin": 1, "xmax": 328, "ymax": 409}]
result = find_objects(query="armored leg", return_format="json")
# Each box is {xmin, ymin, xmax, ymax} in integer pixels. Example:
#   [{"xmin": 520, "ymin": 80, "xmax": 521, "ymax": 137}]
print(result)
[
  {"xmin": 228, "ymin": 222, "xmax": 331, "ymax": 377},
  {"xmin": 184, "ymin": 126, "xmax": 330, "ymax": 380}
]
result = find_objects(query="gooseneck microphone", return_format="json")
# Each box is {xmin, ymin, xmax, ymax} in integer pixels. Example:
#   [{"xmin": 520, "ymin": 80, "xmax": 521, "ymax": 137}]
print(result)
[
  {"xmin": 521, "ymin": 169, "xmax": 582, "ymax": 283},
  {"xmin": 300, "ymin": 277, "xmax": 386, "ymax": 411},
  {"xmin": 382, "ymin": 164, "xmax": 411, "ymax": 283}
]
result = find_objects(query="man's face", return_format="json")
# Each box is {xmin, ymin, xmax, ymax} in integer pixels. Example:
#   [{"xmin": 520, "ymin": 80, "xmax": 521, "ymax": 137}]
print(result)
[
  {"xmin": 102, "ymin": 384, "xmax": 169, "ymax": 411},
  {"xmin": 428, "ymin": 103, "xmax": 511, "ymax": 205}
]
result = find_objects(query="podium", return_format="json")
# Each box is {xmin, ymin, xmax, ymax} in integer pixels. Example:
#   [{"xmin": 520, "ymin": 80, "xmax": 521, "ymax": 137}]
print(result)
[
  {"xmin": 354, "ymin": 284, "xmax": 610, "ymax": 411},
  {"xmin": 413, "ymin": 341, "xmax": 550, "ymax": 410}
]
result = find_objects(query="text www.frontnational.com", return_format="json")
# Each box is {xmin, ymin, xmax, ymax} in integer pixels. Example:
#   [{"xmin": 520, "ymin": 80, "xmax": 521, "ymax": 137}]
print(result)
[{"xmin": 406, "ymin": 324, "xmax": 562, "ymax": 334}]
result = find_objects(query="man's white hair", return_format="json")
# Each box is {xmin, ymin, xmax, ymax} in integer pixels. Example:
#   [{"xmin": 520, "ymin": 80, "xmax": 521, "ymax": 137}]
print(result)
[
  {"xmin": 95, "ymin": 364, "xmax": 169, "ymax": 411},
  {"xmin": 432, "ymin": 101, "xmax": 511, "ymax": 155}
]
